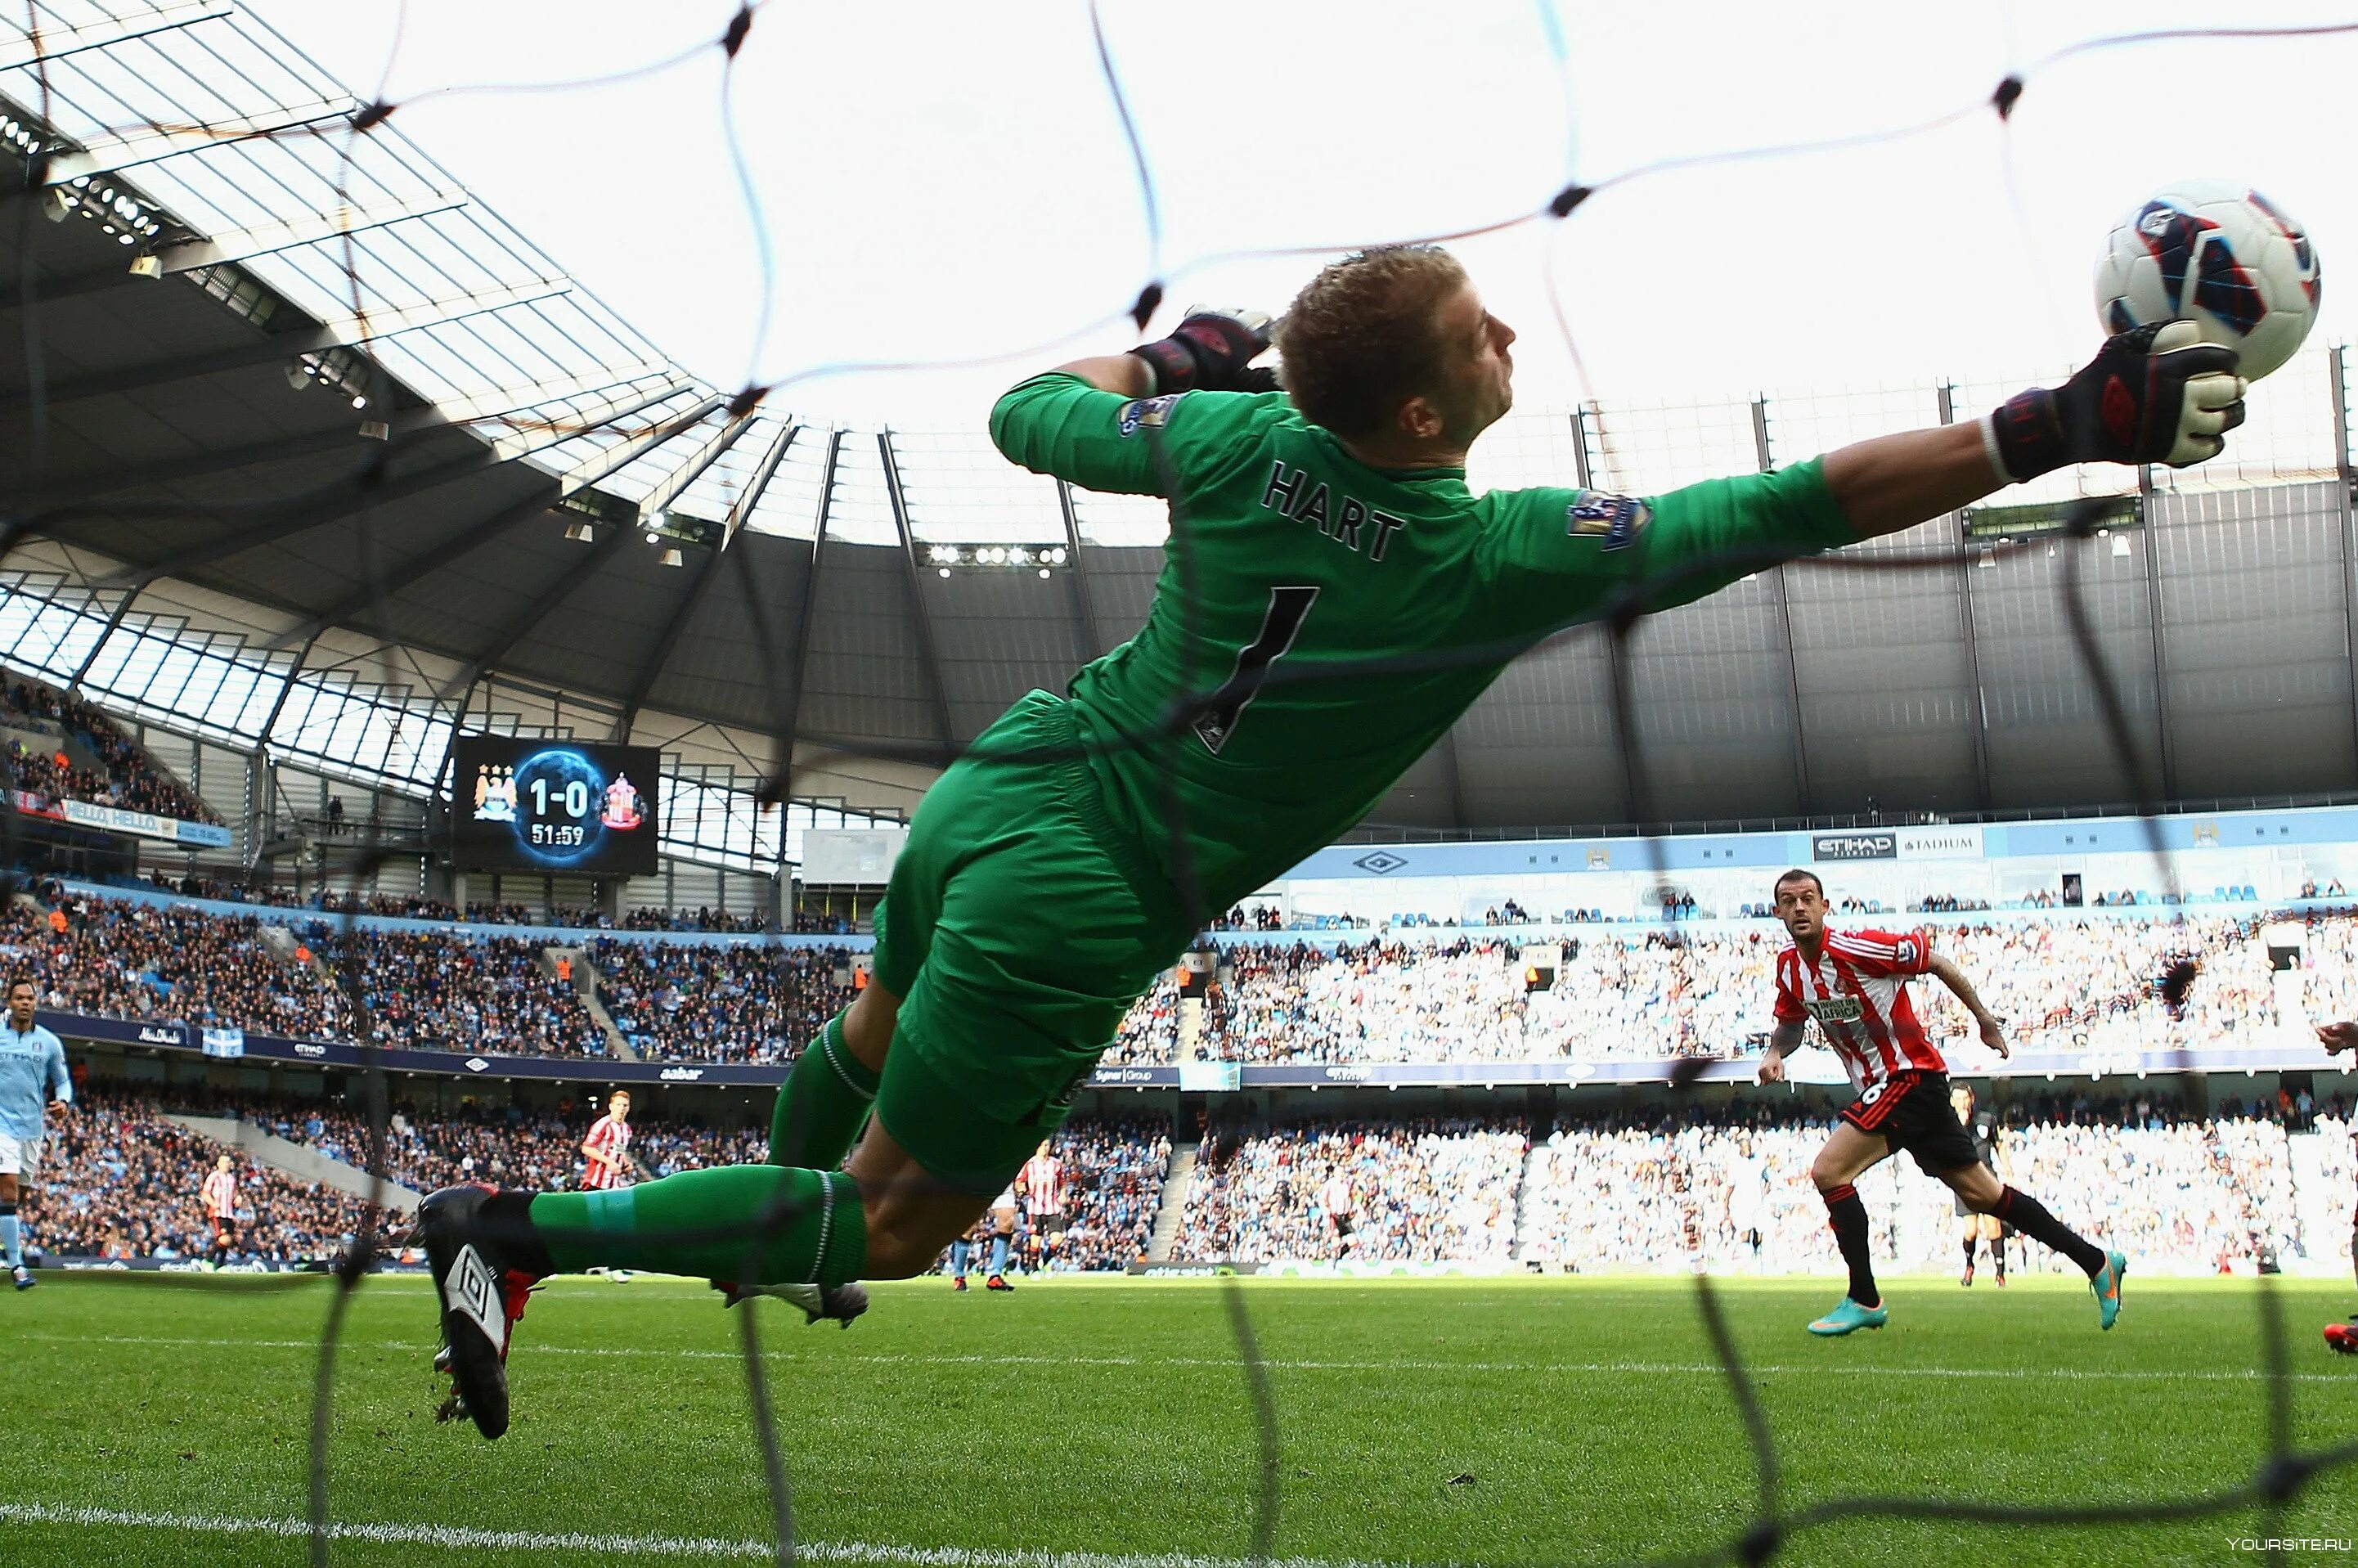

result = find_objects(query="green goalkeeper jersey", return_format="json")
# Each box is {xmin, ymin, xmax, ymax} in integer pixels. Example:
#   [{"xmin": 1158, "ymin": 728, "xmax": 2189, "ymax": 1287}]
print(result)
[{"xmin": 988, "ymin": 372, "xmax": 1855, "ymax": 918}]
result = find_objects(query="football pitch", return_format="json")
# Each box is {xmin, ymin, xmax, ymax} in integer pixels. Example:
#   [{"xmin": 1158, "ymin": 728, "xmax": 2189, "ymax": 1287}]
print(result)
[{"xmin": 11, "ymin": 1272, "xmax": 2358, "ymax": 1568}]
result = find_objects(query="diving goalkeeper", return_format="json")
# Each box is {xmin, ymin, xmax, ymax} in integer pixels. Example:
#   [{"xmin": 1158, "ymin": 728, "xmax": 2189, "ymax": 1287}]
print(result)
[{"xmin": 420, "ymin": 245, "xmax": 2246, "ymax": 1438}]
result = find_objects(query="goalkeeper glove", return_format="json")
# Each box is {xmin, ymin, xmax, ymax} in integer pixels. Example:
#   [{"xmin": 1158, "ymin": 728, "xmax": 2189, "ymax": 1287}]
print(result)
[
  {"xmin": 1984, "ymin": 321, "xmax": 2247, "ymax": 483},
  {"xmin": 1129, "ymin": 306, "xmax": 1274, "ymax": 395}
]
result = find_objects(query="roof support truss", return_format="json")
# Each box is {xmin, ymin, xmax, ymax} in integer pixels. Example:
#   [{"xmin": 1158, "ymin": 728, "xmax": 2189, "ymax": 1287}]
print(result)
[
  {"xmin": 1053, "ymin": 478, "xmax": 1103, "ymax": 660},
  {"xmin": 613, "ymin": 423, "xmax": 799, "ymax": 739},
  {"xmin": 272, "ymin": 398, "xmax": 725, "ymax": 646},
  {"xmin": 438, "ymin": 523, "xmax": 637, "ymax": 699},
  {"xmin": 79, "ymin": 384, "xmax": 702, "ymax": 591},
  {"xmin": 43, "ymin": 98, "xmax": 358, "ymax": 185},
  {"xmin": 2137, "ymin": 464, "xmax": 2178, "ymax": 800},
  {"xmin": 0, "ymin": 2, "xmax": 232, "ymax": 74},
  {"xmin": 474, "ymin": 375, "xmax": 699, "ymax": 464},
  {"xmin": 633, "ymin": 407, "xmax": 758, "ymax": 520},
  {"xmin": 878, "ymin": 431, "xmax": 958, "ymax": 757},
  {"xmin": 1753, "ymin": 397, "xmax": 1812, "ymax": 814},
  {"xmin": 0, "ymin": 276, "xmax": 572, "ymax": 419},
  {"xmin": 155, "ymin": 191, "xmax": 468, "ymax": 272},
  {"xmin": 1938, "ymin": 384, "xmax": 1994, "ymax": 808},
  {"xmin": 427, "ymin": 361, "xmax": 676, "ymax": 428},
  {"xmin": 66, "ymin": 582, "xmax": 139, "ymax": 690},
  {"xmin": 770, "ymin": 431, "xmax": 840, "ymax": 760}
]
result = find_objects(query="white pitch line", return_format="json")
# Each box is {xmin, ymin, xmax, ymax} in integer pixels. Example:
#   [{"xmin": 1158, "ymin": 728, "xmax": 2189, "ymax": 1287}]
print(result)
[
  {"xmin": 0, "ymin": 1502, "xmax": 1404, "ymax": 1568},
  {"xmin": 19, "ymin": 1331, "xmax": 2354, "ymax": 1384}
]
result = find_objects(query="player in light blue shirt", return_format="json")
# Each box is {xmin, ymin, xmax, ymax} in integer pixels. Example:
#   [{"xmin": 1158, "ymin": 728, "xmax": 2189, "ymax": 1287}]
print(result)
[{"xmin": 0, "ymin": 976, "xmax": 71, "ymax": 1290}]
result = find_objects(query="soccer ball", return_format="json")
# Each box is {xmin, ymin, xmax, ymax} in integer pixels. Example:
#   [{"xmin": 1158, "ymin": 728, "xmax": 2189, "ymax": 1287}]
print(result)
[{"xmin": 2094, "ymin": 181, "xmax": 2321, "ymax": 381}]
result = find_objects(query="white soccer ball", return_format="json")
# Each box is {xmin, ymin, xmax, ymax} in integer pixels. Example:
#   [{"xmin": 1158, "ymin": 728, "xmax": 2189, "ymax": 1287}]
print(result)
[{"xmin": 2094, "ymin": 180, "xmax": 2321, "ymax": 381}]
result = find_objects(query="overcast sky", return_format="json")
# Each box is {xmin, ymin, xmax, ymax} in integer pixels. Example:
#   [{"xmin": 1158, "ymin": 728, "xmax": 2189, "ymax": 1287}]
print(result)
[{"xmin": 245, "ymin": 0, "xmax": 2358, "ymax": 428}]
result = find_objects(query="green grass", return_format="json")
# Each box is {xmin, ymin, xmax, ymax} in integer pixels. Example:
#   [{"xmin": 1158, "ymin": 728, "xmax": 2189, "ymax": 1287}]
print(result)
[{"xmin": 11, "ymin": 1270, "xmax": 2358, "ymax": 1567}]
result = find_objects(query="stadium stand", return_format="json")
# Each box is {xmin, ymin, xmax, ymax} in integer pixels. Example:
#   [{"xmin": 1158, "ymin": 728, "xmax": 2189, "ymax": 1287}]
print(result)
[
  {"xmin": 6, "ymin": 893, "xmax": 348, "ymax": 1038},
  {"xmin": 10, "ymin": 887, "xmax": 2357, "ymax": 1070},
  {"xmin": 315, "ymin": 927, "xmax": 608, "ymax": 1058},
  {"xmin": 21, "ymin": 1076, "xmax": 1174, "ymax": 1273},
  {"xmin": 1116, "ymin": 914, "xmax": 2306, "ymax": 1067},
  {"xmin": 0, "ymin": 674, "xmax": 220, "ymax": 825},
  {"xmin": 39, "ymin": 1085, "xmax": 362, "ymax": 1264},
  {"xmin": 587, "ymin": 937, "xmax": 851, "ymax": 1063},
  {"xmin": 1172, "ymin": 1117, "xmax": 1528, "ymax": 1263},
  {"xmin": 1031, "ymin": 1116, "xmax": 1174, "ymax": 1273}
]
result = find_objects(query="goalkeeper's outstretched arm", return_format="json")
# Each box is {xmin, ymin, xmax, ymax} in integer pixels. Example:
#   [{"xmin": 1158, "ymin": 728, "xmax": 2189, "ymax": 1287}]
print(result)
[{"xmin": 1825, "ymin": 321, "xmax": 2244, "ymax": 541}]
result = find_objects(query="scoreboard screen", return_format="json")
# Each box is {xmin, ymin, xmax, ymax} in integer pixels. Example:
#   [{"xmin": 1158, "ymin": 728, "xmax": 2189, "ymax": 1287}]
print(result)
[{"xmin": 449, "ymin": 735, "xmax": 662, "ymax": 876}]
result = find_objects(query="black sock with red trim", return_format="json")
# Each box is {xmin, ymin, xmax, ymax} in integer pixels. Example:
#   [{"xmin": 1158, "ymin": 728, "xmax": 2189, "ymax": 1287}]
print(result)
[
  {"xmin": 1996, "ymin": 1186, "xmax": 2105, "ymax": 1277},
  {"xmin": 1823, "ymin": 1184, "xmax": 1878, "ymax": 1305}
]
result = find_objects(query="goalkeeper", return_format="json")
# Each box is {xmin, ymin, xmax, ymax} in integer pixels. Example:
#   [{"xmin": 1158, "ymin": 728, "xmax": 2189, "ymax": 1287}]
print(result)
[{"xmin": 420, "ymin": 246, "xmax": 2246, "ymax": 1438}]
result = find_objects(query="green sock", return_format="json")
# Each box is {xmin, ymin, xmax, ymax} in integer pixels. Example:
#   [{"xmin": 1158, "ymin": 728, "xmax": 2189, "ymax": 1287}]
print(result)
[
  {"xmin": 769, "ymin": 1010, "xmax": 879, "ymax": 1169},
  {"xmin": 530, "ymin": 1166, "xmax": 865, "ymax": 1286}
]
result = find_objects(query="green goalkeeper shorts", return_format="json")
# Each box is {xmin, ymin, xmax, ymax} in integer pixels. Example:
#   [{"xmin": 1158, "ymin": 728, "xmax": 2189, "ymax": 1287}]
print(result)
[{"xmin": 871, "ymin": 690, "xmax": 1188, "ymax": 1197}]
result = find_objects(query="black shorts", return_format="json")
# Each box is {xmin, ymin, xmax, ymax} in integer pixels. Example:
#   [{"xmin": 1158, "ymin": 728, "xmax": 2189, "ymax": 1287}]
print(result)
[{"xmin": 1841, "ymin": 1071, "xmax": 1977, "ymax": 1176}]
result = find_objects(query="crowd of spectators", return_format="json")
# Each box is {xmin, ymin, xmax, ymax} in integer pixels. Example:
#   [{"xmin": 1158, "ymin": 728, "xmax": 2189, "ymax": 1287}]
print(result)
[
  {"xmin": 16, "ymin": 887, "xmax": 2358, "ymax": 1075},
  {"xmin": 1520, "ymin": 1094, "xmax": 2307, "ymax": 1278},
  {"xmin": 0, "ymin": 677, "xmax": 218, "ymax": 824},
  {"xmin": 2, "ymin": 892, "xmax": 348, "ymax": 1037},
  {"xmin": 939, "ymin": 1116, "xmax": 1175, "ymax": 1275},
  {"xmin": 10, "ymin": 1070, "xmax": 2347, "ymax": 1277},
  {"xmin": 589, "ymin": 938, "xmax": 850, "ymax": 1063},
  {"xmin": 32, "ymin": 1084, "xmax": 362, "ymax": 1263},
  {"xmin": 314, "ymin": 927, "xmax": 606, "ymax": 1058},
  {"xmin": 1172, "ymin": 1116, "xmax": 1525, "ymax": 1262},
  {"xmin": 1102, "ymin": 913, "xmax": 2333, "ymax": 1067},
  {"xmin": 1152, "ymin": 1093, "xmax": 2323, "ymax": 1273},
  {"xmin": 1034, "ymin": 1116, "xmax": 1172, "ymax": 1271}
]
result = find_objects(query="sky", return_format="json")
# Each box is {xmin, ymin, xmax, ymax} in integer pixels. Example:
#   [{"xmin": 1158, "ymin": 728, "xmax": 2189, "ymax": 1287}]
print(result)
[{"xmin": 241, "ymin": 0, "xmax": 2358, "ymax": 429}]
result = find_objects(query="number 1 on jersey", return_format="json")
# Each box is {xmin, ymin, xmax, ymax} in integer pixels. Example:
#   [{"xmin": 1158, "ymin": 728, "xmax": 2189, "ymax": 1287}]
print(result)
[{"xmin": 1192, "ymin": 586, "xmax": 1321, "ymax": 754}]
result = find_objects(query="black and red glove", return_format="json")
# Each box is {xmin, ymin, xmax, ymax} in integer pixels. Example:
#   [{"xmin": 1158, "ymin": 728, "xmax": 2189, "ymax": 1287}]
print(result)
[
  {"xmin": 1985, "ymin": 321, "xmax": 2247, "ymax": 483},
  {"xmin": 1129, "ymin": 306, "xmax": 1275, "ymax": 395}
]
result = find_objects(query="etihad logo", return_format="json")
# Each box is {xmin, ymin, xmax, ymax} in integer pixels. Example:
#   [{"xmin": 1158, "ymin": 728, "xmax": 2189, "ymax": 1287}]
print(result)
[
  {"xmin": 294, "ymin": 1042, "xmax": 327, "ymax": 1058},
  {"xmin": 1812, "ymin": 832, "xmax": 1896, "ymax": 862},
  {"xmin": 1352, "ymin": 850, "xmax": 1408, "ymax": 875}
]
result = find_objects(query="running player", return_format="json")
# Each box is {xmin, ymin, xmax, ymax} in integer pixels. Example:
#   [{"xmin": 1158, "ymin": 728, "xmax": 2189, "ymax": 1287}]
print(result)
[
  {"xmin": 581, "ymin": 1091, "xmax": 634, "ymax": 1192},
  {"xmin": 945, "ymin": 1219, "xmax": 982, "ymax": 1292},
  {"xmin": 983, "ymin": 1175, "xmax": 1018, "ymax": 1291},
  {"xmin": 0, "ymin": 977, "xmax": 69, "ymax": 1291},
  {"xmin": 1951, "ymin": 1083, "xmax": 2007, "ymax": 1287},
  {"xmin": 1321, "ymin": 1166, "xmax": 1358, "ymax": 1257},
  {"xmin": 1760, "ymin": 870, "xmax": 2124, "ymax": 1336},
  {"xmin": 418, "ymin": 248, "xmax": 2245, "ymax": 1437},
  {"xmin": 1021, "ymin": 1139, "xmax": 1066, "ymax": 1242},
  {"xmin": 581, "ymin": 1092, "xmax": 636, "ymax": 1282},
  {"xmin": 2315, "ymin": 1021, "xmax": 2358, "ymax": 1351},
  {"xmin": 201, "ymin": 1154, "xmax": 238, "ymax": 1266}
]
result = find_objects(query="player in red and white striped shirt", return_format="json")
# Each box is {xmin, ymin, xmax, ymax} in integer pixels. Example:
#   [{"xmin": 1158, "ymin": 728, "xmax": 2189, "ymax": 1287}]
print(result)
[
  {"xmin": 581, "ymin": 1091, "xmax": 635, "ymax": 1193},
  {"xmin": 1020, "ymin": 1145, "xmax": 1065, "ymax": 1231},
  {"xmin": 200, "ymin": 1154, "xmax": 236, "ymax": 1265},
  {"xmin": 1758, "ymin": 869, "xmax": 2124, "ymax": 1337}
]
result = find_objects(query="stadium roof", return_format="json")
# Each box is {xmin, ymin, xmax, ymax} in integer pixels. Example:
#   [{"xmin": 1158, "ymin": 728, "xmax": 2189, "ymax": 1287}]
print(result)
[{"xmin": 2, "ymin": 0, "xmax": 2355, "ymax": 837}]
